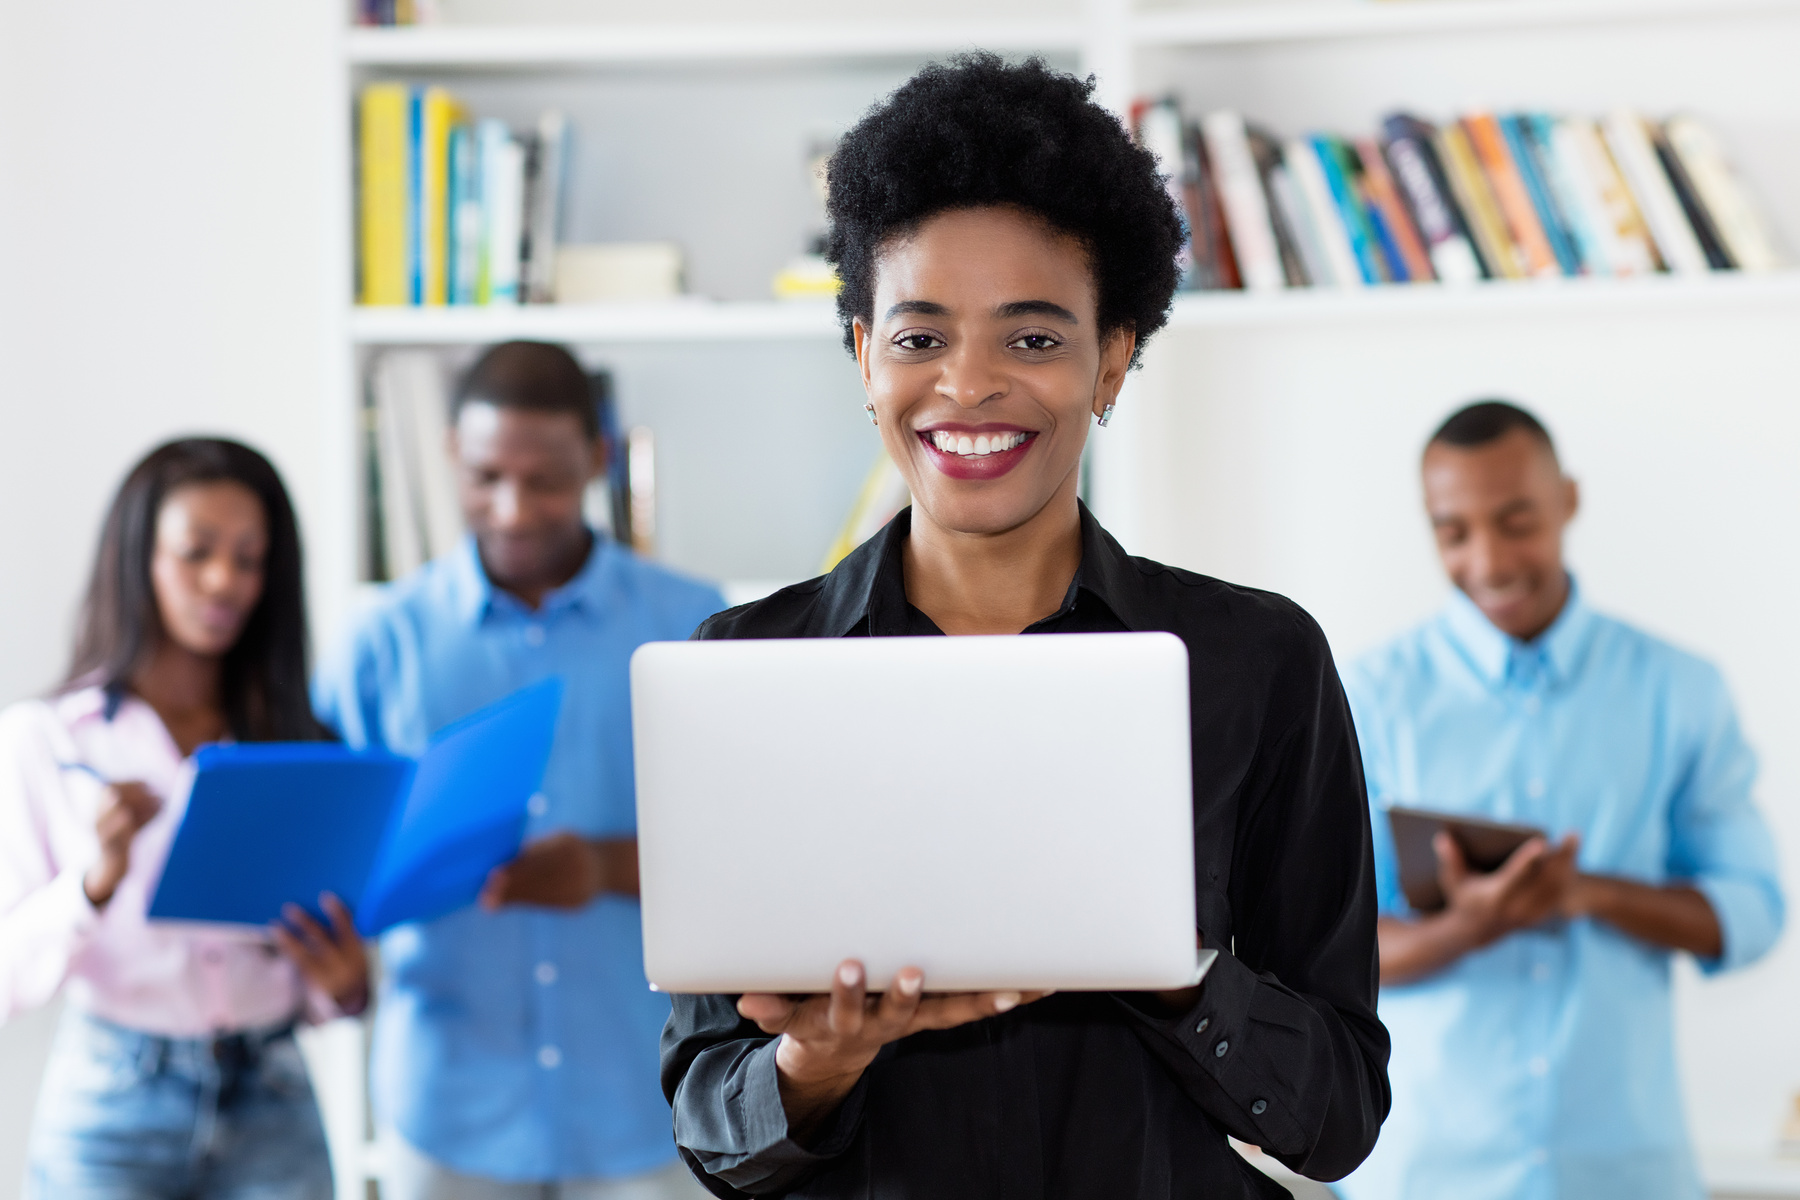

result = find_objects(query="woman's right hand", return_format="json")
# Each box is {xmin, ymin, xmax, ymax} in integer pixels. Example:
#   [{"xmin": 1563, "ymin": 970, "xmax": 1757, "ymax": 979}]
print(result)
[
  {"xmin": 737, "ymin": 960, "xmax": 1049, "ymax": 1143},
  {"xmin": 83, "ymin": 782, "xmax": 161, "ymax": 908}
]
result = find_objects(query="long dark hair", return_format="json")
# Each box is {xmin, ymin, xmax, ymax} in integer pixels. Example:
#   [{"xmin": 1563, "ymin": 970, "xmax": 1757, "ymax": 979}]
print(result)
[{"xmin": 65, "ymin": 438, "xmax": 322, "ymax": 741}]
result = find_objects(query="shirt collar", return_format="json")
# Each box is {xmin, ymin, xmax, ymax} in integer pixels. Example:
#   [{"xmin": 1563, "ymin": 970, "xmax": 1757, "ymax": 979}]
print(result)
[
  {"xmin": 814, "ymin": 501, "xmax": 1140, "ymax": 637},
  {"xmin": 450, "ymin": 531, "xmax": 614, "ymax": 627},
  {"xmin": 1442, "ymin": 574, "xmax": 1595, "ymax": 690}
]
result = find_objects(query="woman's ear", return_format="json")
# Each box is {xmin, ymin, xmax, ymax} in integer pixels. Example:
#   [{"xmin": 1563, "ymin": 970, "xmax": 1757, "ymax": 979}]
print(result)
[
  {"xmin": 1093, "ymin": 328, "xmax": 1136, "ymax": 420},
  {"xmin": 853, "ymin": 317, "xmax": 874, "ymax": 395}
]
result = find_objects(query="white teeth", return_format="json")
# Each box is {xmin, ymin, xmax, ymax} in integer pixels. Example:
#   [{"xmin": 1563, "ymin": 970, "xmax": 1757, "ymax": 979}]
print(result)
[
  {"xmin": 974, "ymin": 436, "xmax": 991, "ymax": 455},
  {"xmin": 956, "ymin": 436, "xmax": 975, "ymax": 455},
  {"xmin": 929, "ymin": 431, "xmax": 1029, "ymax": 456}
]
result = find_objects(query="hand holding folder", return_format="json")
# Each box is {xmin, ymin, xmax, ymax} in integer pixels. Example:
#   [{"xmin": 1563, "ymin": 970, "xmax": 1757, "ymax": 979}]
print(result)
[{"xmin": 149, "ymin": 679, "xmax": 563, "ymax": 936}]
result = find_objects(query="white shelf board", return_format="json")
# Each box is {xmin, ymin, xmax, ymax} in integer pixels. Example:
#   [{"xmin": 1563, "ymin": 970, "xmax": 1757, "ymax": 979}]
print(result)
[
  {"xmin": 1163, "ymin": 269, "xmax": 1800, "ymax": 329},
  {"xmin": 1131, "ymin": 0, "xmax": 1800, "ymax": 48},
  {"xmin": 345, "ymin": 21, "xmax": 1085, "ymax": 67},
  {"xmin": 349, "ymin": 298, "xmax": 841, "ymax": 344},
  {"xmin": 1700, "ymin": 1148, "xmax": 1800, "ymax": 1197}
]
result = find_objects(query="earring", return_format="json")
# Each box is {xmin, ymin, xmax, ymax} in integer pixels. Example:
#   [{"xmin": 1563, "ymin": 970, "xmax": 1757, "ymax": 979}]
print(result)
[
  {"xmin": 1097, "ymin": 403, "xmax": 1115, "ymax": 428},
  {"xmin": 864, "ymin": 402, "xmax": 878, "ymax": 426}
]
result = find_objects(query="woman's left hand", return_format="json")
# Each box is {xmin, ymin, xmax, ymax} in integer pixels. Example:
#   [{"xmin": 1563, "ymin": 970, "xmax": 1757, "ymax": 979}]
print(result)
[{"xmin": 272, "ymin": 893, "xmax": 370, "ymax": 1016}]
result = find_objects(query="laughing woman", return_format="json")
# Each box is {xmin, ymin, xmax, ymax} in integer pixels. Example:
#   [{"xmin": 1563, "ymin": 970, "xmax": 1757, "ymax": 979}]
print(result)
[
  {"xmin": 661, "ymin": 56, "xmax": 1390, "ymax": 1199},
  {"xmin": 0, "ymin": 439, "xmax": 367, "ymax": 1200}
]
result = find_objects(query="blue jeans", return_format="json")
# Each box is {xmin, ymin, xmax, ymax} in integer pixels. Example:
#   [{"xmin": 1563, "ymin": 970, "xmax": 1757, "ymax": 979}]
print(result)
[{"xmin": 25, "ymin": 1008, "xmax": 334, "ymax": 1200}]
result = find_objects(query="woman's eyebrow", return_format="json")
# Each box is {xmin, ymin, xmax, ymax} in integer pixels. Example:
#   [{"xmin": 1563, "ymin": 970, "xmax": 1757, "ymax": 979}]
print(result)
[
  {"xmin": 883, "ymin": 300, "xmax": 951, "ymax": 319},
  {"xmin": 995, "ymin": 300, "xmax": 1078, "ymax": 323}
]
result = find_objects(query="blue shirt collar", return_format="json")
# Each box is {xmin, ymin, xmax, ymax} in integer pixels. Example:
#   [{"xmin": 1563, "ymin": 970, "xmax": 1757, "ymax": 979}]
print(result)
[
  {"xmin": 448, "ymin": 531, "xmax": 613, "ymax": 627},
  {"xmin": 1442, "ymin": 573, "xmax": 1595, "ymax": 691}
]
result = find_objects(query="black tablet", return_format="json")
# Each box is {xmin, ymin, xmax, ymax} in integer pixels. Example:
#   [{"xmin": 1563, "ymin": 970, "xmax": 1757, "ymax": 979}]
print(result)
[{"xmin": 1386, "ymin": 805, "xmax": 1547, "ymax": 914}]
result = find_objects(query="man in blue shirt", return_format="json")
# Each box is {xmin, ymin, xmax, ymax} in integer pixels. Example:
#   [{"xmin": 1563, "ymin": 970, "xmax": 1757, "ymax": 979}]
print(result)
[
  {"xmin": 315, "ymin": 342, "xmax": 723, "ymax": 1199},
  {"xmin": 1337, "ymin": 400, "xmax": 1782, "ymax": 1200}
]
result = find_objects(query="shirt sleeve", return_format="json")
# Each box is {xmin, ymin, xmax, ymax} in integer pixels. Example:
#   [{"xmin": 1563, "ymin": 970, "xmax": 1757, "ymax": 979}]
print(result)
[
  {"xmin": 0, "ymin": 704, "xmax": 103, "ymax": 1023},
  {"xmin": 662, "ymin": 994, "xmax": 867, "ymax": 1197},
  {"xmin": 1665, "ymin": 661, "xmax": 1784, "ymax": 974},
  {"xmin": 312, "ymin": 617, "xmax": 393, "ymax": 753},
  {"xmin": 1113, "ymin": 618, "xmax": 1391, "ymax": 1182}
]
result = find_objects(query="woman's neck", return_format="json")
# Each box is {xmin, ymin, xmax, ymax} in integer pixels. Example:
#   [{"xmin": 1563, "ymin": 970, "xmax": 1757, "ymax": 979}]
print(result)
[
  {"xmin": 130, "ymin": 640, "xmax": 227, "ymax": 756},
  {"xmin": 903, "ymin": 484, "xmax": 1083, "ymax": 636}
]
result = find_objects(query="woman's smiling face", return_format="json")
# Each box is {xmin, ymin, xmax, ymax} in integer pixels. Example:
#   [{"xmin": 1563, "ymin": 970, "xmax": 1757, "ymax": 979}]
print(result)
[{"xmin": 854, "ymin": 205, "xmax": 1133, "ymax": 538}]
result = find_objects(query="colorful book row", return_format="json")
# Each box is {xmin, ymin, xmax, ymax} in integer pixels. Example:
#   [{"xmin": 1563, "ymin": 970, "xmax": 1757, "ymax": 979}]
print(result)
[
  {"xmin": 1132, "ymin": 101, "xmax": 1785, "ymax": 291},
  {"xmin": 357, "ymin": 84, "xmax": 568, "ymax": 307}
]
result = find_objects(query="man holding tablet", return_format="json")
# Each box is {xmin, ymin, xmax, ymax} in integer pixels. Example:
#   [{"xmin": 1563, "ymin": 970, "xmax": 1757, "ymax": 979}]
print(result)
[
  {"xmin": 660, "ymin": 56, "xmax": 1389, "ymax": 1198},
  {"xmin": 1337, "ymin": 400, "xmax": 1783, "ymax": 1200}
]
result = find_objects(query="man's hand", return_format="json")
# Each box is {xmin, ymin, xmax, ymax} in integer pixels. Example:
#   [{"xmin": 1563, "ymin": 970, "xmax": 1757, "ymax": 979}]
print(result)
[
  {"xmin": 738, "ymin": 959, "xmax": 1050, "ymax": 1144},
  {"xmin": 272, "ymin": 893, "xmax": 371, "ymax": 1015},
  {"xmin": 478, "ymin": 831, "xmax": 638, "ymax": 910},
  {"xmin": 83, "ymin": 782, "xmax": 162, "ymax": 908}
]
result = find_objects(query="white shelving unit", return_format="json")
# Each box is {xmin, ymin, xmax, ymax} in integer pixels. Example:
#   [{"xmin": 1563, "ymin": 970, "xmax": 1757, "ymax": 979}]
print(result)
[{"xmin": 325, "ymin": 3, "xmax": 1800, "ymax": 1197}]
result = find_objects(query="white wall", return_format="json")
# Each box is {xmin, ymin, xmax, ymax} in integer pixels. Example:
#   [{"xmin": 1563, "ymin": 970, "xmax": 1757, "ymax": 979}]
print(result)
[
  {"xmin": 1095, "ymin": 294, "xmax": 1800, "ymax": 1156},
  {"xmin": 0, "ymin": 3, "xmax": 339, "ymax": 1195}
]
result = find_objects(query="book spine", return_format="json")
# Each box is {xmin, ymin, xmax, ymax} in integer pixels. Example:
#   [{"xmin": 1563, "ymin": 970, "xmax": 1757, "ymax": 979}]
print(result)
[
  {"xmin": 1267, "ymin": 163, "xmax": 1325, "ymax": 287},
  {"xmin": 447, "ymin": 123, "xmax": 479, "ymax": 305},
  {"xmin": 1313, "ymin": 137, "xmax": 1386, "ymax": 284},
  {"xmin": 478, "ymin": 120, "xmax": 523, "ymax": 305},
  {"xmin": 418, "ymin": 88, "xmax": 460, "ymax": 306},
  {"xmin": 1380, "ymin": 120, "xmax": 1483, "ymax": 283},
  {"xmin": 1200, "ymin": 111, "xmax": 1285, "ymax": 292},
  {"xmin": 1565, "ymin": 117, "xmax": 1659, "ymax": 275},
  {"xmin": 1285, "ymin": 137, "xmax": 1360, "ymax": 288},
  {"xmin": 1464, "ymin": 113, "xmax": 1559, "ymax": 278},
  {"xmin": 1245, "ymin": 131, "xmax": 1309, "ymax": 287},
  {"xmin": 1602, "ymin": 108, "xmax": 1708, "ymax": 274},
  {"xmin": 357, "ymin": 84, "xmax": 410, "ymax": 306},
  {"xmin": 1664, "ymin": 115, "xmax": 1783, "ymax": 272},
  {"xmin": 1136, "ymin": 100, "xmax": 1196, "ymax": 288},
  {"xmin": 407, "ymin": 88, "xmax": 423, "ymax": 304},
  {"xmin": 1500, "ymin": 115, "xmax": 1582, "ymax": 276},
  {"xmin": 1534, "ymin": 115, "xmax": 1612, "ymax": 278},
  {"xmin": 1651, "ymin": 125, "xmax": 1733, "ymax": 269},
  {"xmin": 1355, "ymin": 137, "xmax": 1434, "ymax": 282},
  {"xmin": 522, "ymin": 110, "xmax": 569, "ymax": 304},
  {"xmin": 1435, "ymin": 122, "xmax": 1523, "ymax": 279}
]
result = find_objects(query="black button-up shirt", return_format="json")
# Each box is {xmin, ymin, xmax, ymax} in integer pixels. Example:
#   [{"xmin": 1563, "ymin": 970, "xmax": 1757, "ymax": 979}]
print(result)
[{"xmin": 661, "ymin": 505, "xmax": 1389, "ymax": 1198}]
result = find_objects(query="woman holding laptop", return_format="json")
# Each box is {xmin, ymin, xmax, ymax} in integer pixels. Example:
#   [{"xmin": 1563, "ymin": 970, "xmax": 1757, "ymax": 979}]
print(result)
[
  {"xmin": 0, "ymin": 439, "xmax": 367, "ymax": 1199},
  {"xmin": 662, "ymin": 55, "xmax": 1390, "ymax": 1197}
]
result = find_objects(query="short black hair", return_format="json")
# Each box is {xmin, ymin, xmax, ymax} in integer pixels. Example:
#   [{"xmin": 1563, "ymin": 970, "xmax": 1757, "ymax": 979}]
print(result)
[
  {"xmin": 1429, "ymin": 399, "xmax": 1557, "ymax": 457},
  {"xmin": 825, "ymin": 53, "xmax": 1182, "ymax": 368},
  {"xmin": 453, "ymin": 340, "xmax": 600, "ymax": 439}
]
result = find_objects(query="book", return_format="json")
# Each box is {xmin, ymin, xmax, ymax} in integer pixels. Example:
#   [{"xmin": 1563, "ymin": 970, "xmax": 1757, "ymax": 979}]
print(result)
[
  {"xmin": 415, "ymin": 87, "xmax": 462, "ymax": 306},
  {"xmin": 1355, "ymin": 138, "xmax": 1434, "ymax": 282},
  {"xmin": 1562, "ymin": 117, "xmax": 1659, "ymax": 276},
  {"xmin": 1184, "ymin": 122, "xmax": 1242, "ymax": 290},
  {"xmin": 477, "ymin": 119, "xmax": 524, "ymax": 305},
  {"xmin": 447, "ymin": 123, "xmax": 482, "ymax": 305},
  {"xmin": 1531, "ymin": 115, "xmax": 1613, "ymax": 277},
  {"xmin": 1652, "ymin": 125, "xmax": 1734, "ymax": 270},
  {"xmin": 1285, "ymin": 136, "xmax": 1361, "ymax": 288},
  {"xmin": 358, "ymin": 84, "xmax": 411, "ymax": 306},
  {"xmin": 1602, "ymin": 108, "xmax": 1709, "ymax": 274},
  {"xmin": 1313, "ymin": 136, "xmax": 1387, "ymax": 284},
  {"xmin": 1246, "ymin": 131, "xmax": 1310, "ymax": 287},
  {"xmin": 1201, "ymin": 111, "xmax": 1286, "ymax": 291},
  {"xmin": 1381, "ymin": 115, "xmax": 1484, "ymax": 283},
  {"xmin": 1663, "ymin": 115, "xmax": 1783, "ymax": 272},
  {"xmin": 1435, "ymin": 121, "xmax": 1524, "ymax": 280},
  {"xmin": 1464, "ymin": 112, "xmax": 1559, "ymax": 278},
  {"xmin": 149, "ymin": 680, "xmax": 562, "ymax": 936},
  {"xmin": 1500, "ymin": 115, "xmax": 1582, "ymax": 276},
  {"xmin": 522, "ymin": 110, "xmax": 570, "ymax": 304},
  {"xmin": 1135, "ymin": 99, "xmax": 1197, "ymax": 288},
  {"xmin": 369, "ymin": 350, "xmax": 461, "ymax": 579},
  {"xmin": 1266, "ymin": 161, "xmax": 1326, "ymax": 287}
]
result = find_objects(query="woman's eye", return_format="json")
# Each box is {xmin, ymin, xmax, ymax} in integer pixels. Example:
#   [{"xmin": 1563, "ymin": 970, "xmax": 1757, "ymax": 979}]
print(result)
[
  {"xmin": 893, "ymin": 333, "xmax": 943, "ymax": 351},
  {"xmin": 1010, "ymin": 334, "xmax": 1060, "ymax": 351}
]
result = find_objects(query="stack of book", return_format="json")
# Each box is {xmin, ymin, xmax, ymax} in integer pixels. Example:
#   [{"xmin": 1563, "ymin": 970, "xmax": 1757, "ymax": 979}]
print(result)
[
  {"xmin": 357, "ymin": 84, "xmax": 569, "ymax": 307},
  {"xmin": 1132, "ymin": 101, "xmax": 1785, "ymax": 291}
]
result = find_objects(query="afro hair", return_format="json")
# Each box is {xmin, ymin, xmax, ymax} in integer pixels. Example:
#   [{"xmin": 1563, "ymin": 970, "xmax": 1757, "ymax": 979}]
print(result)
[{"xmin": 825, "ymin": 53, "xmax": 1182, "ymax": 369}]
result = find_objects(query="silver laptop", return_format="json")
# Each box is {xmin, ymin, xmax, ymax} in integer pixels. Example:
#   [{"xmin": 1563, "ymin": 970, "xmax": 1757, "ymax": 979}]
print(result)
[{"xmin": 630, "ymin": 631, "xmax": 1210, "ymax": 994}]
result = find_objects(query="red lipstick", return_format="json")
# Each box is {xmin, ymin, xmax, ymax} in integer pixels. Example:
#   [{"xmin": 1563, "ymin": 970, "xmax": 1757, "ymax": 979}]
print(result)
[{"xmin": 917, "ymin": 426, "xmax": 1037, "ymax": 481}]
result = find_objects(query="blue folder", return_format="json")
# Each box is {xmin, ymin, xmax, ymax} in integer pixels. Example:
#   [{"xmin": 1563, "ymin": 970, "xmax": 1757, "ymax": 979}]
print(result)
[{"xmin": 148, "ymin": 678, "xmax": 563, "ymax": 936}]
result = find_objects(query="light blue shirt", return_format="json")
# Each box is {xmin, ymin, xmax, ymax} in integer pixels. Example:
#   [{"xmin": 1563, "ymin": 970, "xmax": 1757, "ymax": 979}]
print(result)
[
  {"xmin": 313, "ymin": 535, "xmax": 725, "ymax": 1182},
  {"xmin": 1336, "ymin": 581, "xmax": 1782, "ymax": 1200}
]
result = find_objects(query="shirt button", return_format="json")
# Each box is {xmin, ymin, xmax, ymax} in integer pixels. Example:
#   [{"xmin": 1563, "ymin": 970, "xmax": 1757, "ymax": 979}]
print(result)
[
  {"xmin": 1526, "ymin": 778, "xmax": 1546, "ymax": 799},
  {"xmin": 538, "ymin": 1045, "xmax": 562, "ymax": 1070},
  {"xmin": 527, "ymin": 793, "xmax": 549, "ymax": 818},
  {"xmin": 1528, "ymin": 1055, "xmax": 1549, "ymax": 1077},
  {"xmin": 1214, "ymin": 1040, "xmax": 1230, "ymax": 1058},
  {"xmin": 1251, "ymin": 1099, "xmax": 1268, "ymax": 1115},
  {"xmin": 1195, "ymin": 1018, "xmax": 1209, "ymax": 1034},
  {"xmin": 535, "ymin": 962, "xmax": 558, "ymax": 986},
  {"xmin": 524, "ymin": 624, "xmax": 547, "ymax": 647}
]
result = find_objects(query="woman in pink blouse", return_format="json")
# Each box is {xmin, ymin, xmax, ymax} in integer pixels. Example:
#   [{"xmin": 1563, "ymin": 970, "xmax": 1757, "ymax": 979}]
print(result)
[{"xmin": 0, "ymin": 438, "xmax": 368, "ymax": 1200}]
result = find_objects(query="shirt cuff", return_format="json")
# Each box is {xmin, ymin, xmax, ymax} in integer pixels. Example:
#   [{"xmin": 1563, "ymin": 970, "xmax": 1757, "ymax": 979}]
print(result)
[
  {"xmin": 737, "ymin": 1038, "xmax": 866, "ymax": 1164},
  {"xmin": 1693, "ymin": 874, "xmax": 1784, "ymax": 973}
]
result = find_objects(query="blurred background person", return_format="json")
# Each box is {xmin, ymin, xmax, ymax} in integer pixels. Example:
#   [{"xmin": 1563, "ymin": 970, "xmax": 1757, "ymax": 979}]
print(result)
[
  {"xmin": 1336, "ymin": 401, "xmax": 1783, "ymax": 1200},
  {"xmin": 314, "ymin": 341, "xmax": 724, "ymax": 1200},
  {"xmin": 0, "ymin": 438, "xmax": 369, "ymax": 1200}
]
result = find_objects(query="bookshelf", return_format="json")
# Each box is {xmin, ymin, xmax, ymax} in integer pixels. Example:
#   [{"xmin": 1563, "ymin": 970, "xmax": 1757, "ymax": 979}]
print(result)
[{"xmin": 327, "ymin": 2, "xmax": 1800, "ymax": 1196}]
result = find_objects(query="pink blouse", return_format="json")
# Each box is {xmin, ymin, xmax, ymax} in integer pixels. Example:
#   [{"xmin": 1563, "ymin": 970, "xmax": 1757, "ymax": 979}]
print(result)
[{"xmin": 0, "ymin": 685, "xmax": 336, "ymax": 1036}]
